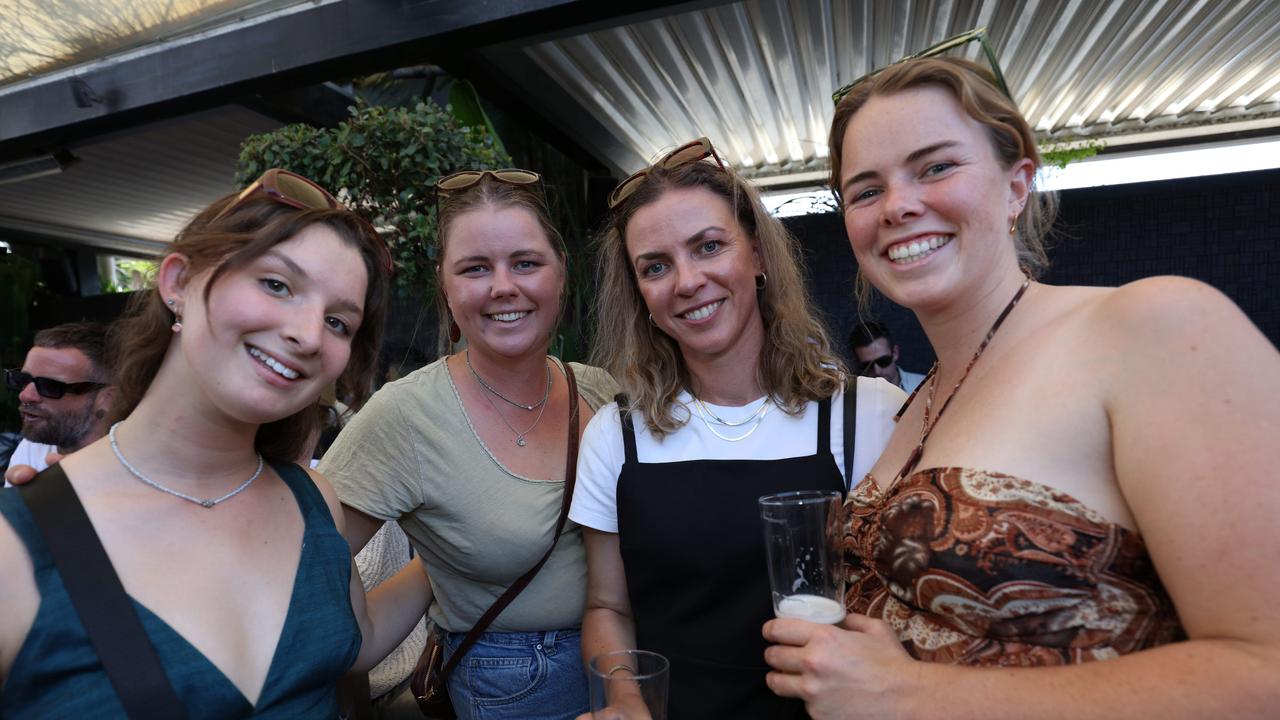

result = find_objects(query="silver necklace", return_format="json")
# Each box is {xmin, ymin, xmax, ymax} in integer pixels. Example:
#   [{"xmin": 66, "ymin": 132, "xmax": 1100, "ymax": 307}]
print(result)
[
  {"xmin": 109, "ymin": 422, "xmax": 264, "ymax": 508},
  {"xmin": 693, "ymin": 396, "xmax": 771, "ymax": 427},
  {"xmin": 691, "ymin": 397, "xmax": 771, "ymax": 442},
  {"xmin": 466, "ymin": 351, "xmax": 550, "ymax": 411},
  {"xmin": 477, "ymin": 382, "xmax": 550, "ymax": 446}
]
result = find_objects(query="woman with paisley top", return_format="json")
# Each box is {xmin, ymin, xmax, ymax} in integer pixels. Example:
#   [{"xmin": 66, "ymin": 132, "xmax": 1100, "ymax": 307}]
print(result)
[{"xmin": 762, "ymin": 56, "xmax": 1280, "ymax": 718}]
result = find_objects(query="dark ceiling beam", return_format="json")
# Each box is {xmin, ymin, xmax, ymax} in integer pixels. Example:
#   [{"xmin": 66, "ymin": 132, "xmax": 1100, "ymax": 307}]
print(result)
[
  {"xmin": 239, "ymin": 83, "xmax": 358, "ymax": 129},
  {"xmin": 0, "ymin": 0, "xmax": 715, "ymax": 160}
]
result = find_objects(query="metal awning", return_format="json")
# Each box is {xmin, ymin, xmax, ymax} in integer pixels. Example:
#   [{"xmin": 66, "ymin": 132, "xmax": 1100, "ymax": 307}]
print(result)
[
  {"xmin": 2, "ymin": 0, "xmax": 1278, "ymax": 253},
  {"xmin": 508, "ymin": 0, "xmax": 1280, "ymax": 181}
]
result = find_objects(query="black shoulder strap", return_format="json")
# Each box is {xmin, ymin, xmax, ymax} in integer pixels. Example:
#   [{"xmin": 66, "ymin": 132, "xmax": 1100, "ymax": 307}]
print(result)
[
  {"xmin": 615, "ymin": 393, "xmax": 637, "ymax": 464},
  {"xmin": 19, "ymin": 464, "xmax": 187, "ymax": 720},
  {"xmin": 843, "ymin": 377, "xmax": 859, "ymax": 490},
  {"xmin": 816, "ymin": 396, "xmax": 832, "ymax": 456}
]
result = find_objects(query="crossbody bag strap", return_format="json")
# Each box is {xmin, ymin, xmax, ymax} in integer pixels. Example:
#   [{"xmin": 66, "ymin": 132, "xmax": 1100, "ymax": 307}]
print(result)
[
  {"xmin": 19, "ymin": 464, "xmax": 187, "ymax": 720},
  {"xmin": 439, "ymin": 361, "xmax": 581, "ymax": 677},
  {"xmin": 843, "ymin": 376, "xmax": 859, "ymax": 490}
]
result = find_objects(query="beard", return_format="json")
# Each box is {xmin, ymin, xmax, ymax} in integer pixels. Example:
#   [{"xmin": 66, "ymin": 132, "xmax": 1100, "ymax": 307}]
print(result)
[{"xmin": 20, "ymin": 400, "xmax": 99, "ymax": 450}]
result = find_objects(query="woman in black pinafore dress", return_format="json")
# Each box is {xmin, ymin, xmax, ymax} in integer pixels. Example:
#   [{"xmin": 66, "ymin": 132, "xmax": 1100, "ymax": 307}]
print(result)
[{"xmin": 568, "ymin": 139, "xmax": 905, "ymax": 719}]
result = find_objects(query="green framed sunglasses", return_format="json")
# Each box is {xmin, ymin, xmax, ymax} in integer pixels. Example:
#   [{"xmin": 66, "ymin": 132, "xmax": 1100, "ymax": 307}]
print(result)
[{"xmin": 831, "ymin": 26, "xmax": 1012, "ymax": 105}]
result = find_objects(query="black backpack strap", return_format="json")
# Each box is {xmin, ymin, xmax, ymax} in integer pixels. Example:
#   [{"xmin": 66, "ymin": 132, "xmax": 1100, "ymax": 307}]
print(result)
[
  {"xmin": 843, "ymin": 377, "xmax": 859, "ymax": 490},
  {"xmin": 19, "ymin": 464, "xmax": 187, "ymax": 720},
  {"xmin": 615, "ymin": 393, "xmax": 638, "ymax": 464}
]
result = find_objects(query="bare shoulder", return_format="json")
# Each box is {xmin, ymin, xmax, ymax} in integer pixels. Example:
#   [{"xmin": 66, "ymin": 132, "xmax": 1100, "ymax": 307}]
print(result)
[
  {"xmin": 303, "ymin": 466, "xmax": 347, "ymax": 534},
  {"xmin": 1098, "ymin": 275, "xmax": 1254, "ymax": 335},
  {"xmin": 0, "ymin": 501, "xmax": 39, "ymax": 674}
]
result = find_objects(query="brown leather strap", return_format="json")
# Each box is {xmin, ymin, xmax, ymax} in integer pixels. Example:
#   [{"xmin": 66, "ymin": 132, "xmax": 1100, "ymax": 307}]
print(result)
[{"xmin": 424, "ymin": 361, "xmax": 581, "ymax": 684}]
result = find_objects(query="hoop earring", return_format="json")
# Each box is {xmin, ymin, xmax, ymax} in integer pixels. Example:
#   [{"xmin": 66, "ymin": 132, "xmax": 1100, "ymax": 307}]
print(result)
[
  {"xmin": 648, "ymin": 313, "xmax": 656, "ymax": 326},
  {"xmin": 755, "ymin": 273, "xmax": 767, "ymax": 291},
  {"xmin": 1009, "ymin": 214, "xmax": 1020, "ymax": 235}
]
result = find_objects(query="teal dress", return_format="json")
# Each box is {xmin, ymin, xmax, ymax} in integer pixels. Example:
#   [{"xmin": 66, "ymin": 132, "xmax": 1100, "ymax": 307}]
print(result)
[{"xmin": 0, "ymin": 462, "xmax": 361, "ymax": 719}]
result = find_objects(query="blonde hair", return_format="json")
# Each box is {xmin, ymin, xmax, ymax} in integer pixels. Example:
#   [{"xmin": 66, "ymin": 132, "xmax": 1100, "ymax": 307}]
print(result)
[
  {"xmin": 592, "ymin": 158, "xmax": 844, "ymax": 437},
  {"xmin": 829, "ymin": 57, "xmax": 1058, "ymax": 306},
  {"xmin": 434, "ymin": 176, "xmax": 567, "ymax": 354}
]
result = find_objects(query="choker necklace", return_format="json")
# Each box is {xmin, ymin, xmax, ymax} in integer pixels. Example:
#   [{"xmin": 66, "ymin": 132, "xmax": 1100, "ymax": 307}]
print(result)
[
  {"xmin": 691, "ymin": 396, "xmax": 772, "ymax": 442},
  {"xmin": 109, "ymin": 422, "xmax": 263, "ymax": 508},
  {"xmin": 896, "ymin": 276, "xmax": 1031, "ymax": 485},
  {"xmin": 693, "ymin": 396, "xmax": 772, "ymax": 426},
  {"xmin": 466, "ymin": 351, "xmax": 550, "ymax": 411}
]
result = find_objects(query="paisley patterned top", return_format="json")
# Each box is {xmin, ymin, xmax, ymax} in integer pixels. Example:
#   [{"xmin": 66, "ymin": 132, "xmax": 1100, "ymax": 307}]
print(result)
[{"xmin": 844, "ymin": 467, "xmax": 1185, "ymax": 666}]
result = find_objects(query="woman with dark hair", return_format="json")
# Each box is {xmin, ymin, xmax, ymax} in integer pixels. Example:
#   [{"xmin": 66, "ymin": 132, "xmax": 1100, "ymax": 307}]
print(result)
[
  {"xmin": 571, "ymin": 139, "xmax": 905, "ymax": 719},
  {"xmin": 319, "ymin": 170, "xmax": 618, "ymax": 720},
  {"xmin": 0, "ymin": 170, "xmax": 430, "ymax": 717},
  {"xmin": 762, "ymin": 52, "xmax": 1280, "ymax": 718}
]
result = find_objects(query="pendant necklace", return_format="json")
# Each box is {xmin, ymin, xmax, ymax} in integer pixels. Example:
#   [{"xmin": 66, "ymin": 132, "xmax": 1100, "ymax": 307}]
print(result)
[
  {"xmin": 468, "ymin": 356, "xmax": 552, "ymax": 446},
  {"xmin": 466, "ymin": 350, "xmax": 550, "ymax": 411},
  {"xmin": 109, "ymin": 422, "xmax": 263, "ymax": 508}
]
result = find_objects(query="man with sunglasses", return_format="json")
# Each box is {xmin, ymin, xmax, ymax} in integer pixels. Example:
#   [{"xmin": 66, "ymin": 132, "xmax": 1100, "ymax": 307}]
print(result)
[
  {"xmin": 848, "ymin": 320, "xmax": 926, "ymax": 393},
  {"xmin": 4, "ymin": 321, "xmax": 114, "ymax": 477}
]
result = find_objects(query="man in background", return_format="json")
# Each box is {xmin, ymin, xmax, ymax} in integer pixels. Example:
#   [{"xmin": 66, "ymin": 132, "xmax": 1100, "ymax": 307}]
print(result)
[
  {"xmin": 849, "ymin": 320, "xmax": 926, "ymax": 394},
  {"xmin": 4, "ymin": 321, "xmax": 114, "ymax": 476}
]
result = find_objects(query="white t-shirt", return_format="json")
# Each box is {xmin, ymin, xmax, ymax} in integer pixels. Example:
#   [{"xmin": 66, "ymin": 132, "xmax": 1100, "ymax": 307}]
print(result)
[
  {"xmin": 570, "ymin": 376, "xmax": 905, "ymax": 533},
  {"xmin": 3, "ymin": 438, "xmax": 56, "ymax": 487}
]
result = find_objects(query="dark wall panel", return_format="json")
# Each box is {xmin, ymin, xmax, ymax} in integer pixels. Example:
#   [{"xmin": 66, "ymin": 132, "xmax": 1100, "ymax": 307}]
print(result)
[{"xmin": 785, "ymin": 167, "xmax": 1280, "ymax": 373}]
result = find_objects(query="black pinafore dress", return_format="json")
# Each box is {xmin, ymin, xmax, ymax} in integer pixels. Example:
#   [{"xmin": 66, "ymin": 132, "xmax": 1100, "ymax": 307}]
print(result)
[{"xmin": 615, "ymin": 396, "xmax": 847, "ymax": 720}]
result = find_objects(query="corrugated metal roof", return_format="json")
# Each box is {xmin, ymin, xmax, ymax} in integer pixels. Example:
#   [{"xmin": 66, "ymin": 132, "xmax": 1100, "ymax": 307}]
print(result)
[
  {"xmin": 523, "ymin": 0, "xmax": 1280, "ymax": 181},
  {"xmin": 0, "ymin": 106, "xmax": 279, "ymax": 248}
]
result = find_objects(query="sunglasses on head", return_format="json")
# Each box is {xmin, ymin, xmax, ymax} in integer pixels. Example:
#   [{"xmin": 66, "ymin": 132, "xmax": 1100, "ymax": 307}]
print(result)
[
  {"xmin": 213, "ymin": 168, "xmax": 394, "ymax": 275},
  {"xmin": 608, "ymin": 137, "xmax": 727, "ymax": 210},
  {"xmin": 6, "ymin": 369, "xmax": 106, "ymax": 400},
  {"xmin": 831, "ymin": 26, "xmax": 1012, "ymax": 105},
  {"xmin": 861, "ymin": 355, "xmax": 894, "ymax": 371},
  {"xmin": 433, "ymin": 168, "xmax": 546, "ymax": 224}
]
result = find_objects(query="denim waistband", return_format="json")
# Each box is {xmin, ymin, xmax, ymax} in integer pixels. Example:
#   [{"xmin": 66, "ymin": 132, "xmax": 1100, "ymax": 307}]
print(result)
[{"xmin": 445, "ymin": 627, "xmax": 579, "ymax": 649}]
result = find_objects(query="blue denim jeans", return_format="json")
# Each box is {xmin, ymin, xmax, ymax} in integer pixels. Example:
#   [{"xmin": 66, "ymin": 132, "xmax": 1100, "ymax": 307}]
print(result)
[{"xmin": 443, "ymin": 628, "xmax": 588, "ymax": 720}]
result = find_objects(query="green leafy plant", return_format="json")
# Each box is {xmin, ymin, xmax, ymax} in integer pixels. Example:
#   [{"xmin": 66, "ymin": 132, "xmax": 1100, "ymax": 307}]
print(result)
[
  {"xmin": 1039, "ymin": 139, "xmax": 1105, "ymax": 169},
  {"xmin": 100, "ymin": 257, "xmax": 157, "ymax": 294},
  {"xmin": 235, "ymin": 100, "xmax": 511, "ymax": 295}
]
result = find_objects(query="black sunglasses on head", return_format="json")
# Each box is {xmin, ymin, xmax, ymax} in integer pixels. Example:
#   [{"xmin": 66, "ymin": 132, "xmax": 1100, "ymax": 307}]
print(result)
[{"xmin": 5, "ymin": 369, "xmax": 107, "ymax": 399}]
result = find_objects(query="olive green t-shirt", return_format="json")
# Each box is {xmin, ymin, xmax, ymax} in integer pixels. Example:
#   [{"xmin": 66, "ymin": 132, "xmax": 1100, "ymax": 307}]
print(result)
[{"xmin": 320, "ymin": 357, "xmax": 618, "ymax": 633}]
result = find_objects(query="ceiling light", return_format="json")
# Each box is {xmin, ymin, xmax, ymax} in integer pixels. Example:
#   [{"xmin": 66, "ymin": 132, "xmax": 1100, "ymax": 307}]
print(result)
[{"xmin": 0, "ymin": 149, "xmax": 78, "ymax": 186}]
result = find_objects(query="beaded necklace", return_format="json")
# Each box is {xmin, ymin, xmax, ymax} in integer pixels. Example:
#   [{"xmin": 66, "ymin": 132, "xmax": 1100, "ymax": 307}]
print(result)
[{"xmin": 891, "ymin": 277, "xmax": 1032, "ymax": 487}]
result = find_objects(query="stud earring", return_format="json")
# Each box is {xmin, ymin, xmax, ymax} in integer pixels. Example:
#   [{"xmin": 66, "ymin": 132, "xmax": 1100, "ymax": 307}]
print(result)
[{"xmin": 167, "ymin": 297, "xmax": 183, "ymax": 333}]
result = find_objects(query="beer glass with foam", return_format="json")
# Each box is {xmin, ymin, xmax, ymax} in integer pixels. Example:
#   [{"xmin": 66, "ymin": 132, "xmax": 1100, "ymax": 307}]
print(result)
[{"xmin": 758, "ymin": 490, "xmax": 846, "ymax": 624}]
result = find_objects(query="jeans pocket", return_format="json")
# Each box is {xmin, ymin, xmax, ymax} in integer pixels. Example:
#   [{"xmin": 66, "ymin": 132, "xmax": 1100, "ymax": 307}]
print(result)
[{"xmin": 463, "ymin": 651, "xmax": 547, "ymax": 706}]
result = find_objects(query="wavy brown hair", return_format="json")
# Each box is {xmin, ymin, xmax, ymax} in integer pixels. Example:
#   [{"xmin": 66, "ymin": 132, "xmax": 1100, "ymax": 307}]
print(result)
[
  {"xmin": 829, "ymin": 57, "xmax": 1058, "ymax": 306},
  {"xmin": 593, "ymin": 157, "xmax": 844, "ymax": 437},
  {"xmin": 111, "ymin": 193, "xmax": 389, "ymax": 463},
  {"xmin": 433, "ymin": 175, "xmax": 566, "ymax": 354}
]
